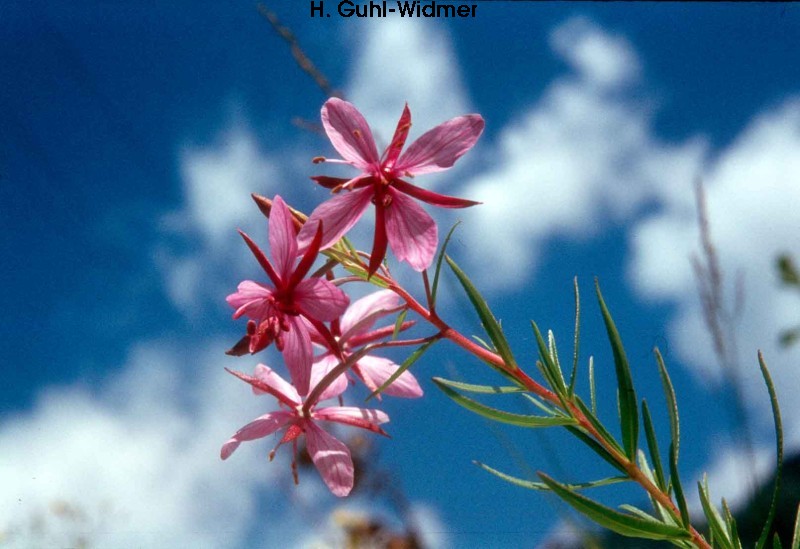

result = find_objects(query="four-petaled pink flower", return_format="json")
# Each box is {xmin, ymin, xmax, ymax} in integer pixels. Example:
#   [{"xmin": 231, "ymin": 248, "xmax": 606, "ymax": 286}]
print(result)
[
  {"xmin": 311, "ymin": 290, "xmax": 423, "ymax": 398},
  {"xmin": 298, "ymin": 98, "xmax": 484, "ymax": 275},
  {"xmin": 221, "ymin": 364, "xmax": 389, "ymax": 497},
  {"xmin": 226, "ymin": 195, "xmax": 350, "ymax": 396}
]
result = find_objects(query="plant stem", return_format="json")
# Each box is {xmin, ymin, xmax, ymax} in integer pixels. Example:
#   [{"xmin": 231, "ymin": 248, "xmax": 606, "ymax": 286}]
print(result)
[{"xmin": 386, "ymin": 279, "xmax": 712, "ymax": 549}]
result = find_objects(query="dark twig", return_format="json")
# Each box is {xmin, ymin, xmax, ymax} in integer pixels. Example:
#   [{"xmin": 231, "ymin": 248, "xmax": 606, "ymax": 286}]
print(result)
[
  {"xmin": 256, "ymin": 3, "xmax": 342, "ymax": 100},
  {"xmin": 691, "ymin": 178, "xmax": 756, "ymax": 495}
]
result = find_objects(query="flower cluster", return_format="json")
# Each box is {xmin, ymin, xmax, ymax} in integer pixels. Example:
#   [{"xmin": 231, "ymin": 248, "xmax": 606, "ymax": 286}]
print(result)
[
  {"xmin": 222, "ymin": 99, "xmax": 483, "ymax": 495},
  {"xmin": 219, "ymin": 97, "xmax": 793, "ymax": 549}
]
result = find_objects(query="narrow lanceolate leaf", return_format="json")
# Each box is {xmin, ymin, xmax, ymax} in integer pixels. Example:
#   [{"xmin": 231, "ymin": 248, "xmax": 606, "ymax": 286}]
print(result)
[
  {"xmin": 446, "ymin": 255, "xmax": 518, "ymax": 370},
  {"xmin": 368, "ymin": 338, "xmax": 437, "ymax": 400},
  {"xmin": 669, "ymin": 442, "xmax": 691, "ymax": 528},
  {"xmin": 569, "ymin": 276, "xmax": 581, "ymax": 397},
  {"xmin": 655, "ymin": 348, "xmax": 680, "ymax": 462},
  {"xmin": 595, "ymin": 280, "xmax": 638, "ymax": 460},
  {"xmin": 641, "ymin": 400, "xmax": 667, "ymax": 492},
  {"xmin": 722, "ymin": 499, "xmax": 743, "ymax": 549},
  {"xmin": 531, "ymin": 321, "xmax": 567, "ymax": 395},
  {"xmin": 476, "ymin": 461, "xmax": 627, "ymax": 491},
  {"xmin": 431, "ymin": 222, "xmax": 461, "ymax": 307},
  {"xmin": 392, "ymin": 308, "xmax": 408, "ymax": 341},
  {"xmin": 538, "ymin": 473, "xmax": 692, "ymax": 541},
  {"xmin": 574, "ymin": 397, "xmax": 625, "ymax": 457},
  {"xmin": 636, "ymin": 451, "xmax": 679, "ymax": 526},
  {"xmin": 791, "ymin": 503, "xmax": 800, "ymax": 549},
  {"xmin": 698, "ymin": 475, "xmax": 734, "ymax": 549},
  {"xmin": 589, "ymin": 356, "xmax": 597, "ymax": 415},
  {"xmin": 433, "ymin": 379, "xmax": 576, "ymax": 428},
  {"xmin": 756, "ymin": 352, "xmax": 784, "ymax": 549},
  {"xmin": 432, "ymin": 377, "xmax": 526, "ymax": 394},
  {"xmin": 566, "ymin": 426, "xmax": 628, "ymax": 475},
  {"xmin": 521, "ymin": 393, "xmax": 561, "ymax": 417}
]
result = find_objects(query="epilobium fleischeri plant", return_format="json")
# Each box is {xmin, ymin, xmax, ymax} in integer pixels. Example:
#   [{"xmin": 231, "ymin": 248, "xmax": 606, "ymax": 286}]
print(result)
[{"xmin": 222, "ymin": 99, "xmax": 796, "ymax": 547}]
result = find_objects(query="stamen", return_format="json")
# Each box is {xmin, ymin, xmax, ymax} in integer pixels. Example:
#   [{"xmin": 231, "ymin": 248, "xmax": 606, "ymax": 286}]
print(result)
[
  {"xmin": 353, "ymin": 129, "xmax": 362, "ymax": 139},
  {"xmin": 312, "ymin": 156, "xmax": 326, "ymax": 164}
]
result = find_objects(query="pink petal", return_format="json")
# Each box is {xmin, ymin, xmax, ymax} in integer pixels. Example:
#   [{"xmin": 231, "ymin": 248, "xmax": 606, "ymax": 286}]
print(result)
[
  {"xmin": 220, "ymin": 411, "xmax": 292, "ymax": 460},
  {"xmin": 296, "ymin": 186, "xmax": 373, "ymax": 253},
  {"xmin": 382, "ymin": 104, "xmax": 412, "ymax": 168},
  {"xmin": 252, "ymin": 364, "xmax": 301, "ymax": 403},
  {"xmin": 226, "ymin": 281, "xmax": 275, "ymax": 320},
  {"xmin": 282, "ymin": 316, "xmax": 313, "ymax": 396},
  {"xmin": 321, "ymin": 98, "xmax": 380, "ymax": 170},
  {"xmin": 310, "ymin": 353, "xmax": 349, "ymax": 402},
  {"xmin": 304, "ymin": 422, "xmax": 354, "ymax": 497},
  {"xmin": 268, "ymin": 196, "xmax": 299, "ymax": 281},
  {"xmin": 314, "ymin": 405, "xmax": 390, "ymax": 428},
  {"xmin": 357, "ymin": 355, "xmax": 423, "ymax": 398},
  {"xmin": 294, "ymin": 277, "xmax": 350, "ymax": 322},
  {"xmin": 339, "ymin": 290, "xmax": 400, "ymax": 340},
  {"xmin": 394, "ymin": 114, "xmax": 484, "ymax": 175},
  {"xmin": 384, "ymin": 188, "xmax": 438, "ymax": 271}
]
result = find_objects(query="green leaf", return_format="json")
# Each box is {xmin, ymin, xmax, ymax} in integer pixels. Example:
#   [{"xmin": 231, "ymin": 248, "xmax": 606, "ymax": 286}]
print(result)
[
  {"xmin": 521, "ymin": 393, "xmax": 561, "ymax": 417},
  {"xmin": 574, "ymin": 397, "xmax": 625, "ymax": 457},
  {"xmin": 595, "ymin": 280, "xmax": 638, "ymax": 460},
  {"xmin": 618, "ymin": 504, "xmax": 660, "ymax": 522},
  {"xmin": 368, "ymin": 338, "xmax": 437, "ymax": 400},
  {"xmin": 323, "ymin": 244, "xmax": 390, "ymax": 288},
  {"xmin": 790, "ymin": 503, "xmax": 800, "ymax": 549},
  {"xmin": 531, "ymin": 321, "xmax": 567, "ymax": 395},
  {"xmin": 391, "ymin": 308, "xmax": 408, "ymax": 341},
  {"xmin": 569, "ymin": 277, "xmax": 581, "ymax": 397},
  {"xmin": 655, "ymin": 348, "xmax": 680, "ymax": 462},
  {"xmin": 779, "ymin": 327, "xmax": 800, "ymax": 347},
  {"xmin": 446, "ymin": 254, "xmax": 517, "ymax": 370},
  {"xmin": 722, "ymin": 499, "xmax": 742, "ymax": 549},
  {"xmin": 589, "ymin": 356, "xmax": 597, "ymax": 415},
  {"xmin": 777, "ymin": 254, "xmax": 800, "ymax": 286},
  {"xmin": 566, "ymin": 426, "xmax": 629, "ymax": 475},
  {"xmin": 430, "ymin": 222, "xmax": 460, "ymax": 307},
  {"xmin": 698, "ymin": 475, "xmax": 733, "ymax": 549},
  {"xmin": 538, "ymin": 473, "xmax": 692, "ymax": 541},
  {"xmin": 641, "ymin": 399, "xmax": 667, "ymax": 492},
  {"xmin": 431, "ymin": 377, "xmax": 526, "ymax": 395},
  {"xmin": 756, "ymin": 352, "xmax": 784, "ymax": 549},
  {"xmin": 636, "ymin": 450, "xmax": 679, "ymax": 526},
  {"xmin": 477, "ymin": 461, "xmax": 627, "ymax": 491},
  {"xmin": 669, "ymin": 442, "xmax": 690, "ymax": 528},
  {"xmin": 433, "ymin": 379, "xmax": 576, "ymax": 428},
  {"xmin": 775, "ymin": 533, "xmax": 784, "ymax": 549}
]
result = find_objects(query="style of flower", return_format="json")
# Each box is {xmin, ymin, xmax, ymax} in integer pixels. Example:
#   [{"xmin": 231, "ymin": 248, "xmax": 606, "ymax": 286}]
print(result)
[
  {"xmin": 226, "ymin": 195, "xmax": 349, "ymax": 396},
  {"xmin": 221, "ymin": 364, "xmax": 389, "ymax": 497},
  {"xmin": 311, "ymin": 290, "xmax": 423, "ymax": 398},
  {"xmin": 298, "ymin": 98, "xmax": 484, "ymax": 275}
]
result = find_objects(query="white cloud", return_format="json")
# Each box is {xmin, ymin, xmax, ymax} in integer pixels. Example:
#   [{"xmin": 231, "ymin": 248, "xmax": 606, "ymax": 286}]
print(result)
[
  {"xmin": 630, "ymin": 99, "xmax": 800, "ymax": 419},
  {"xmin": 0, "ymin": 339, "xmax": 392, "ymax": 548},
  {"xmin": 177, "ymin": 125, "xmax": 280, "ymax": 249},
  {"xmin": 156, "ymin": 124, "xmax": 283, "ymax": 316},
  {"xmin": 688, "ymin": 443, "xmax": 775, "ymax": 515},
  {"xmin": 461, "ymin": 18, "xmax": 705, "ymax": 289},
  {"xmin": 0, "ymin": 340, "xmax": 285, "ymax": 548},
  {"xmin": 550, "ymin": 17, "xmax": 641, "ymax": 90}
]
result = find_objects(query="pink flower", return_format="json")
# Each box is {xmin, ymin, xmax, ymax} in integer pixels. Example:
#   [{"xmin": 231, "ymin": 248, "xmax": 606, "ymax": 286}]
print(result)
[
  {"xmin": 312, "ymin": 290, "xmax": 423, "ymax": 398},
  {"xmin": 298, "ymin": 98, "xmax": 484, "ymax": 275},
  {"xmin": 221, "ymin": 364, "xmax": 389, "ymax": 497},
  {"xmin": 226, "ymin": 195, "xmax": 349, "ymax": 396}
]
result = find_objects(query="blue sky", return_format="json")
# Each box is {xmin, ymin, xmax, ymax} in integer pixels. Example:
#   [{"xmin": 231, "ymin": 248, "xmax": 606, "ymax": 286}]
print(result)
[{"xmin": 2, "ymin": 2, "xmax": 800, "ymax": 547}]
